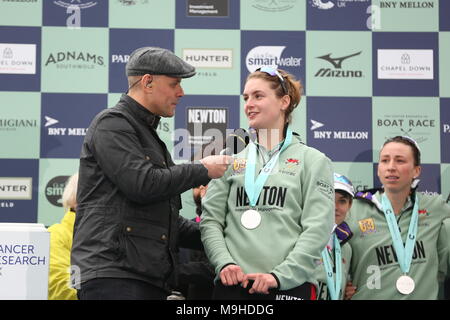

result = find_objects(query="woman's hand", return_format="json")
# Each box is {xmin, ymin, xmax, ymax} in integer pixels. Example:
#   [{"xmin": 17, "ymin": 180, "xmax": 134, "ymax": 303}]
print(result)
[
  {"xmin": 220, "ymin": 264, "xmax": 245, "ymax": 286},
  {"xmin": 242, "ymin": 273, "xmax": 278, "ymax": 294},
  {"xmin": 344, "ymin": 281, "xmax": 357, "ymax": 300}
]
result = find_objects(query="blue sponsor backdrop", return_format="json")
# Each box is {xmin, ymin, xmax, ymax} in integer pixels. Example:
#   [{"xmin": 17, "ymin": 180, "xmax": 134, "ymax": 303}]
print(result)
[
  {"xmin": 0, "ymin": 159, "xmax": 39, "ymax": 222},
  {"xmin": 40, "ymin": 93, "xmax": 107, "ymax": 158},
  {"xmin": 372, "ymin": 32, "xmax": 439, "ymax": 97},
  {"xmin": 307, "ymin": 97, "xmax": 372, "ymax": 162},
  {"xmin": 0, "ymin": 0, "xmax": 448, "ymax": 223},
  {"xmin": 109, "ymin": 29, "xmax": 174, "ymax": 93}
]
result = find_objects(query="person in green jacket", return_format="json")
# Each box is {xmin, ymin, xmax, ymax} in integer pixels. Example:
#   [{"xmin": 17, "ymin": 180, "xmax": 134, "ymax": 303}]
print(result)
[
  {"xmin": 345, "ymin": 136, "xmax": 450, "ymax": 300},
  {"xmin": 315, "ymin": 173, "xmax": 354, "ymax": 300},
  {"xmin": 200, "ymin": 67, "xmax": 334, "ymax": 300}
]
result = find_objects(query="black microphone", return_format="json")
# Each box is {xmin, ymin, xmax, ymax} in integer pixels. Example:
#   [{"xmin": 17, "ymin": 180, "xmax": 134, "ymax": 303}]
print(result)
[{"xmin": 220, "ymin": 128, "xmax": 250, "ymax": 155}]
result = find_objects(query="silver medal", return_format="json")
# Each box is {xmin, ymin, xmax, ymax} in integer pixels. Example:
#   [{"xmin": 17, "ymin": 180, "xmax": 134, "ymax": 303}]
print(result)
[
  {"xmin": 396, "ymin": 275, "xmax": 415, "ymax": 295},
  {"xmin": 241, "ymin": 209, "xmax": 261, "ymax": 230}
]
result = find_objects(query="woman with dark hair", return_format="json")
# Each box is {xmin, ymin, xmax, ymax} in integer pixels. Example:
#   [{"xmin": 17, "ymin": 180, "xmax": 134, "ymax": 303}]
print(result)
[{"xmin": 345, "ymin": 136, "xmax": 450, "ymax": 300}]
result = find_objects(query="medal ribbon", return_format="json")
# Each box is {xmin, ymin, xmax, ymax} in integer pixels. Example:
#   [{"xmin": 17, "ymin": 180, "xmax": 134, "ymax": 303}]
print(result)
[
  {"xmin": 321, "ymin": 234, "xmax": 342, "ymax": 300},
  {"xmin": 244, "ymin": 127, "xmax": 293, "ymax": 207},
  {"xmin": 381, "ymin": 193, "xmax": 419, "ymax": 274}
]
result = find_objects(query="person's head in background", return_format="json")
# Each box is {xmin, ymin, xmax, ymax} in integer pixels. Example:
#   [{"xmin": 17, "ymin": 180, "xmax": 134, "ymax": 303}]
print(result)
[
  {"xmin": 378, "ymin": 136, "xmax": 421, "ymax": 197},
  {"xmin": 62, "ymin": 173, "xmax": 79, "ymax": 212},
  {"xmin": 334, "ymin": 173, "xmax": 354, "ymax": 225},
  {"xmin": 243, "ymin": 67, "xmax": 302, "ymax": 137}
]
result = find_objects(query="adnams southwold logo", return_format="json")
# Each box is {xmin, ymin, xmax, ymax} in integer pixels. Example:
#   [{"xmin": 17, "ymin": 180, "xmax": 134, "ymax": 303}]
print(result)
[
  {"xmin": 315, "ymin": 51, "xmax": 363, "ymax": 78},
  {"xmin": 377, "ymin": 49, "xmax": 433, "ymax": 80},
  {"xmin": 183, "ymin": 49, "xmax": 233, "ymax": 69},
  {"xmin": 246, "ymin": 46, "xmax": 302, "ymax": 72},
  {"xmin": 45, "ymin": 51, "xmax": 105, "ymax": 70},
  {"xmin": 44, "ymin": 116, "xmax": 88, "ymax": 136},
  {"xmin": 0, "ymin": 177, "xmax": 32, "ymax": 200},
  {"xmin": 252, "ymin": 0, "xmax": 298, "ymax": 12},
  {"xmin": 310, "ymin": 119, "xmax": 369, "ymax": 140},
  {"xmin": 310, "ymin": 0, "xmax": 369, "ymax": 9},
  {"xmin": 0, "ymin": 43, "xmax": 36, "ymax": 75}
]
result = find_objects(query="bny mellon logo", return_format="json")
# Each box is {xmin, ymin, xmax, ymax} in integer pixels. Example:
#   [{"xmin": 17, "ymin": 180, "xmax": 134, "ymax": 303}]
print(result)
[
  {"xmin": 45, "ymin": 116, "xmax": 59, "ymax": 127},
  {"xmin": 310, "ymin": 119, "xmax": 324, "ymax": 130}
]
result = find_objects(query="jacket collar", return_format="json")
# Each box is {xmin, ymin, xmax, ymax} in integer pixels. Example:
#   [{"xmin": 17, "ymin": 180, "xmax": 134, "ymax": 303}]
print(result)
[
  {"xmin": 120, "ymin": 94, "xmax": 161, "ymax": 130},
  {"xmin": 336, "ymin": 221, "xmax": 353, "ymax": 246}
]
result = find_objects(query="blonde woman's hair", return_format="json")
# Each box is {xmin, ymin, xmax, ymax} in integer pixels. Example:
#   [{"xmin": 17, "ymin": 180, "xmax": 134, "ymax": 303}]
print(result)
[{"xmin": 62, "ymin": 173, "xmax": 78, "ymax": 210}]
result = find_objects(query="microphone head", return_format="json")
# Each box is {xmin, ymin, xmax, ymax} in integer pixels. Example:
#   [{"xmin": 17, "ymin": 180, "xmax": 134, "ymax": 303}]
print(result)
[{"xmin": 223, "ymin": 128, "xmax": 250, "ymax": 155}]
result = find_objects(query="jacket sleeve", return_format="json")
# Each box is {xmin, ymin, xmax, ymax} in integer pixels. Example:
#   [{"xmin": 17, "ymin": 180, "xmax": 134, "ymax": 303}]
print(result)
[
  {"xmin": 199, "ymin": 171, "xmax": 236, "ymax": 276},
  {"xmin": 177, "ymin": 216, "xmax": 203, "ymax": 251},
  {"xmin": 48, "ymin": 218, "xmax": 78, "ymax": 300},
  {"xmin": 88, "ymin": 113, "xmax": 210, "ymax": 204},
  {"xmin": 271, "ymin": 153, "xmax": 335, "ymax": 290},
  {"xmin": 438, "ymin": 215, "xmax": 450, "ymax": 278}
]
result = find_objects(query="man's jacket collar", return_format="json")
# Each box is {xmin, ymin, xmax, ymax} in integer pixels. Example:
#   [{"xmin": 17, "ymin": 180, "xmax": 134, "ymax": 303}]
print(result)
[{"xmin": 121, "ymin": 94, "xmax": 161, "ymax": 130}]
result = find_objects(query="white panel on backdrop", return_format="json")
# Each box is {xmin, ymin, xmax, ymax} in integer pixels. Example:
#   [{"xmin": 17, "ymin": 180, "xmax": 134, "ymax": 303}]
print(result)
[
  {"xmin": 0, "ymin": 43, "xmax": 36, "ymax": 75},
  {"xmin": 377, "ymin": 49, "xmax": 434, "ymax": 80},
  {"xmin": 0, "ymin": 223, "xmax": 50, "ymax": 300}
]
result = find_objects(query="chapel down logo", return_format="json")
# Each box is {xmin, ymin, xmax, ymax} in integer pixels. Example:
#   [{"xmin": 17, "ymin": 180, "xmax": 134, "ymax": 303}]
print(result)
[
  {"xmin": 315, "ymin": 51, "xmax": 363, "ymax": 78},
  {"xmin": 0, "ymin": 44, "xmax": 36, "ymax": 75}
]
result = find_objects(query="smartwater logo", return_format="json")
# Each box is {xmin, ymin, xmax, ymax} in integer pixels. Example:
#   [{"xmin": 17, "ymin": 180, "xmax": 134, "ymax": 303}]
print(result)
[{"xmin": 246, "ymin": 46, "xmax": 302, "ymax": 72}]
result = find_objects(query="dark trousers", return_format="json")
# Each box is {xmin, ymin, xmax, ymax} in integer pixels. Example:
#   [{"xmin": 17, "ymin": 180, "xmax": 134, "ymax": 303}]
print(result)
[
  {"xmin": 212, "ymin": 281, "xmax": 317, "ymax": 300},
  {"xmin": 77, "ymin": 278, "xmax": 168, "ymax": 300}
]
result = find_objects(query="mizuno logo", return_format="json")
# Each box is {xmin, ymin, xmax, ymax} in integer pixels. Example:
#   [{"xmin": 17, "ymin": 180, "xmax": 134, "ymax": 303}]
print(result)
[{"xmin": 317, "ymin": 51, "xmax": 362, "ymax": 69}]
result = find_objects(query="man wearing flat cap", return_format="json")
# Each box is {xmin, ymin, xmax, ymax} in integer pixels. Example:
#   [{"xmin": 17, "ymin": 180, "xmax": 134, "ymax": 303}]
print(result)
[{"xmin": 71, "ymin": 47, "xmax": 231, "ymax": 300}]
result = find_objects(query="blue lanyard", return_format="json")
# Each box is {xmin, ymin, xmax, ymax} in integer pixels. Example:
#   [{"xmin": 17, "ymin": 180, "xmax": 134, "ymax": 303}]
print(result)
[
  {"xmin": 321, "ymin": 234, "xmax": 342, "ymax": 300},
  {"xmin": 244, "ymin": 127, "xmax": 293, "ymax": 207},
  {"xmin": 381, "ymin": 193, "xmax": 419, "ymax": 274}
]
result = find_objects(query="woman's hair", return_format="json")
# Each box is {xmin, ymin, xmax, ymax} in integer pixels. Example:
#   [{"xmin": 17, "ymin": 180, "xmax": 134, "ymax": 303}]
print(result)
[
  {"xmin": 62, "ymin": 173, "xmax": 79, "ymax": 210},
  {"xmin": 246, "ymin": 68, "xmax": 303, "ymax": 123},
  {"xmin": 381, "ymin": 136, "xmax": 421, "ymax": 166}
]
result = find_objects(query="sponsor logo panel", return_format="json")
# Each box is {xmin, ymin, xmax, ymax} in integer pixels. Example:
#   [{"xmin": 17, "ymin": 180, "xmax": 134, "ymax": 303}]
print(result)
[{"xmin": 0, "ymin": 159, "xmax": 39, "ymax": 223}]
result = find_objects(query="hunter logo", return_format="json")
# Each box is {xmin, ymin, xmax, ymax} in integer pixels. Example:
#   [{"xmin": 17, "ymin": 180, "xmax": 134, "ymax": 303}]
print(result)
[{"xmin": 315, "ymin": 51, "xmax": 363, "ymax": 78}]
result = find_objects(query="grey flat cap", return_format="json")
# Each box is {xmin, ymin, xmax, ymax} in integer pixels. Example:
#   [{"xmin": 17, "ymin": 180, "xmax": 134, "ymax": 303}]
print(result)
[{"xmin": 126, "ymin": 47, "xmax": 196, "ymax": 78}]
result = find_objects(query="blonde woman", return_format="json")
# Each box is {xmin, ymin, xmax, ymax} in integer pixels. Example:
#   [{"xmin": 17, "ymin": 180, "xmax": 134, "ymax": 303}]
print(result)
[{"xmin": 47, "ymin": 173, "xmax": 78, "ymax": 300}]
